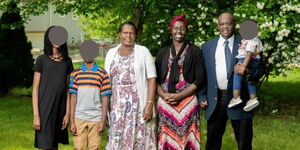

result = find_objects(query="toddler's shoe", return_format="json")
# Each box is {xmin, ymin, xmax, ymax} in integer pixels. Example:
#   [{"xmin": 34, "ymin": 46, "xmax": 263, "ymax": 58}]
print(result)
[
  {"xmin": 228, "ymin": 96, "xmax": 243, "ymax": 108},
  {"xmin": 243, "ymin": 98, "xmax": 259, "ymax": 112}
]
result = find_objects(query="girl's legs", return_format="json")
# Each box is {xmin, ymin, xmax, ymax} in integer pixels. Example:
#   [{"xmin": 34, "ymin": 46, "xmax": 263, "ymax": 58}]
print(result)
[
  {"xmin": 247, "ymin": 82, "xmax": 257, "ymax": 100},
  {"xmin": 233, "ymin": 72, "xmax": 243, "ymax": 99},
  {"xmin": 229, "ymin": 72, "xmax": 243, "ymax": 108},
  {"xmin": 228, "ymin": 58, "xmax": 244, "ymax": 108},
  {"xmin": 244, "ymin": 82, "xmax": 259, "ymax": 111},
  {"xmin": 233, "ymin": 58, "xmax": 245, "ymax": 98}
]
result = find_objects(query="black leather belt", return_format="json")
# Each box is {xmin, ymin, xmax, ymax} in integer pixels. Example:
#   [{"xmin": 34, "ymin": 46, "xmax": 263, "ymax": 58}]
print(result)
[{"xmin": 217, "ymin": 89, "xmax": 228, "ymax": 101}]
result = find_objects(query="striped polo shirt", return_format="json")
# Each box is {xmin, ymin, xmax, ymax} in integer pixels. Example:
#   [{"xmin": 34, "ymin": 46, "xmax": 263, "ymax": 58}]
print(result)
[{"xmin": 69, "ymin": 63, "xmax": 112, "ymax": 121}]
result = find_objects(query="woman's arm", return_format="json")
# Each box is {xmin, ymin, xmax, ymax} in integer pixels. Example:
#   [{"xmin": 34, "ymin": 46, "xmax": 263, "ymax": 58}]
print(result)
[
  {"xmin": 168, "ymin": 48, "xmax": 205, "ymax": 105},
  {"xmin": 65, "ymin": 75, "xmax": 71, "ymax": 117},
  {"xmin": 62, "ymin": 75, "xmax": 71, "ymax": 130},
  {"xmin": 157, "ymin": 84, "xmax": 165, "ymax": 98},
  {"xmin": 147, "ymin": 78, "xmax": 157, "ymax": 103},
  {"xmin": 143, "ymin": 77, "xmax": 157, "ymax": 122},
  {"xmin": 32, "ymin": 72, "xmax": 41, "ymax": 130},
  {"xmin": 157, "ymin": 84, "xmax": 173, "ymax": 100},
  {"xmin": 167, "ymin": 84, "xmax": 198, "ymax": 105}
]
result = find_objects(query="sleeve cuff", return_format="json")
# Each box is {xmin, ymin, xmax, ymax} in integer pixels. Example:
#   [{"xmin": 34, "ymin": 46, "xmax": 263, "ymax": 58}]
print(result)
[
  {"xmin": 147, "ymin": 74, "xmax": 157, "ymax": 79},
  {"xmin": 101, "ymin": 92, "xmax": 112, "ymax": 97},
  {"xmin": 69, "ymin": 90, "xmax": 77, "ymax": 94},
  {"xmin": 198, "ymin": 96, "xmax": 207, "ymax": 101}
]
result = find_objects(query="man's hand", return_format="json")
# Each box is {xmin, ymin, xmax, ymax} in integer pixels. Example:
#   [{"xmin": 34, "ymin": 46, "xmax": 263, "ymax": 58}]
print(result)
[
  {"xmin": 238, "ymin": 65, "xmax": 246, "ymax": 75},
  {"xmin": 234, "ymin": 62, "xmax": 248, "ymax": 75},
  {"xmin": 200, "ymin": 100, "xmax": 208, "ymax": 108}
]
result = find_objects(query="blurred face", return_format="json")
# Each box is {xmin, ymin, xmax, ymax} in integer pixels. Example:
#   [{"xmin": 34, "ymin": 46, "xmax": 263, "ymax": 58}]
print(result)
[
  {"xmin": 217, "ymin": 13, "xmax": 235, "ymax": 40},
  {"xmin": 171, "ymin": 21, "xmax": 186, "ymax": 42},
  {"xmin": 119, "ymin": 24, "xmax": 136, "ymax": 47}
]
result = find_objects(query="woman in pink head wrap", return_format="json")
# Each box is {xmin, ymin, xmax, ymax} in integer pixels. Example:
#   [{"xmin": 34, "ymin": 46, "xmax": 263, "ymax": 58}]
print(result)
[{"xmin": 155, "ymin": 14, "xmax": 206, "ymax": 150}]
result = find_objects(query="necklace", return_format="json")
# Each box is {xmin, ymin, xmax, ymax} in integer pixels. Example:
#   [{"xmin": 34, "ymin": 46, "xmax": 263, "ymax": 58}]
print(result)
[{"xmin": 50, "ymin": 55, "xmax": 63, "ymax": 60}]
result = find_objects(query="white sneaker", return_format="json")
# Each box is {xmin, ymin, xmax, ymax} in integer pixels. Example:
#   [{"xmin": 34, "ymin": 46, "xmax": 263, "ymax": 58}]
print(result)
[
  {"xmin": 243, "ymin": 98, "xmax": 259, "ymax": 112},
  {"xmin": 228, "ymin": 97, "xmax": 243, "ymax": 108}
]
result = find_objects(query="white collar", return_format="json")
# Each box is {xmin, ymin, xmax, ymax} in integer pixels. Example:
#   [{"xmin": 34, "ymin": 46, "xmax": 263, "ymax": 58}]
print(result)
[{"xmin": 219, "ymin": 34, "xmax": 235, "ymax": 45}]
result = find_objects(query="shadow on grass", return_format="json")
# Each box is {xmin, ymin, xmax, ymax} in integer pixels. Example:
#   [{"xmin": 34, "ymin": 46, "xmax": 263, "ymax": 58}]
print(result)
[{"xmin": 257, "ymin": 81, "xmax": 300, "ymax": 117}]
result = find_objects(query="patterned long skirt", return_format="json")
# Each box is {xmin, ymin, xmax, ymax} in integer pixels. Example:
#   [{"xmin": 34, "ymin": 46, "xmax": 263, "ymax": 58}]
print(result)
[
  {"xmin": 157, "ymin": 95, "xmax": 201, "ymax": 150},
  {"xmin": 106, "ymin": 84, "xmax": 157, "ymax": 150}
]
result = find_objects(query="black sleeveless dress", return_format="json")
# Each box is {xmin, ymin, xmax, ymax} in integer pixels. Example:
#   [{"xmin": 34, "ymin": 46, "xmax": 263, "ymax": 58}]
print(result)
[{"xmin": 33, "ymin": 54, "xmax": 73, "ymax": 149}]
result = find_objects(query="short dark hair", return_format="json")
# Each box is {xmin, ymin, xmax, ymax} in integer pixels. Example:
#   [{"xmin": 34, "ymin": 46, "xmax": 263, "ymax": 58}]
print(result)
[
  {"xmin": 43, "ymin": 26, "xmax": 69, "ymax": 60},
  {"xmin": 118, "ymin": 21, "xmax": 138, "ymax": 34}
]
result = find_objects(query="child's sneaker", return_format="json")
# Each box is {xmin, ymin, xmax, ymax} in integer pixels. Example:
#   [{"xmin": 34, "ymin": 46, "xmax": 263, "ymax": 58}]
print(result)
[
  {"xmin": 243, "ymin": 98, "xmax": 259, "ymax": 112},
  {"xmin": 228, "ymin": 97, "xmax": 243, "ymax": 108}
]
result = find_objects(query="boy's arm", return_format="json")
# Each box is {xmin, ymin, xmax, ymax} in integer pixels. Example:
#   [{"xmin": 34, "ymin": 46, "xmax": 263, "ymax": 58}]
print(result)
[
  {"xmin": 101, "ymin": 95, "xmax": 109, "ymax": 124},
  {"xmin": 97, "ymin": 95, "xmax": 109, "ymax": 133},
  {"xmin": 69, "ymin": 94, "xmax": 77, "ymax": 134},
  {"xmin": 70, "ymin": 94, "xmax": 77, "ymax": 124}
]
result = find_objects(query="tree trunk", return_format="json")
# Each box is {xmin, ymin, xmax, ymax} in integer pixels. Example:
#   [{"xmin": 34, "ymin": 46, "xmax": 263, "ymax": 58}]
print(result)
[{"xmin": 132, "ymin": 2, "xmax": 144, "ymax": 38}]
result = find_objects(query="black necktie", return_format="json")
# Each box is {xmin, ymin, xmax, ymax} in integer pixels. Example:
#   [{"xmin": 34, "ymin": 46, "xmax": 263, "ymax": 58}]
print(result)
[{"xmin": 224, "ymin": 40, "xmax": 231, "ymax": 77}]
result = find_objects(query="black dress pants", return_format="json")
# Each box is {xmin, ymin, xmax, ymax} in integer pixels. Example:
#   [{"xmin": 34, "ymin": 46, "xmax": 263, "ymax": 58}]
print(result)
[{"xmin": 206, "ymin": 90, "xmax": 253, "ymax": 150}]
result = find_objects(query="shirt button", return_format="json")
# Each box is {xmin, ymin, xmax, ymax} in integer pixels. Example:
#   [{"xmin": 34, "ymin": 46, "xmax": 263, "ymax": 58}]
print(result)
[{"xmin": 215, "ymin": 97, "xmax": 218, "ymax": 100}]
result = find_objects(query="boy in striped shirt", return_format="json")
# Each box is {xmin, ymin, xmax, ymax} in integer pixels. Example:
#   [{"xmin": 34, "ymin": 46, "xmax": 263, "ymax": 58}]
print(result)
[{"xmin": 69, "ymin": 57, "xmax": 111, "ymax": 149}]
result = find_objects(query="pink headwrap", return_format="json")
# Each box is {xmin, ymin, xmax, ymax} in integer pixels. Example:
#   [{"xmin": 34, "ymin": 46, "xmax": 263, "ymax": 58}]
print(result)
[{"xmin": 169, "ymin": 14, "xmax": 188, "ymax": 31}]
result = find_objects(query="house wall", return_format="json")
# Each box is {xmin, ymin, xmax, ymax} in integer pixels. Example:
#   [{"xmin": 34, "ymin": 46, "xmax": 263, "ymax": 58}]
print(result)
[
  {"xmin": 0, "ymin": 4, "xmax": 84, "ymax": 51},
  {"xmin": 25, "ymin": 4, "xmax": 84, "ymax": 50}
]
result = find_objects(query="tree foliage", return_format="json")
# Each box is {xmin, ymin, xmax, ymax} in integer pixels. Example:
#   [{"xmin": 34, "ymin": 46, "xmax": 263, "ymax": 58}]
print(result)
[
  {"xmin": 0, "ymin": 0, "xmax": 299, "ymax": 82},
  {"xmin": 0, "ymin": 1, "xmax": 34, "ymax": 95}
]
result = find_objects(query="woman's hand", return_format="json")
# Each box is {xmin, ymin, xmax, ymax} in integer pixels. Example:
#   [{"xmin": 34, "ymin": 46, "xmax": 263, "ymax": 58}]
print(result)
[
  {"xmin": 164, "ymin": 93, "xmax": 181, "ymax": 105},
  {"xmin": 62, "ymin": 114, "xmax": 69, "ymax": 130},
  {"xmin": 33, "ymin": 116, "xmax": 41, "ymax": 131},
  {"xmin": 143, "ymin": 103, "xmax": 153, "ymax": 122}
]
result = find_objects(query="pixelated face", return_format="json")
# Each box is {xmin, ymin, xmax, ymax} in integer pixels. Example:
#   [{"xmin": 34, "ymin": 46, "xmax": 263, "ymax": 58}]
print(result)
[
  {"xmin": 79, "ymin": 40, "xmax": 99, "ymax": 62},
  {"xmin": 48, "ymin": 26, "xmax": 68, "ymax": 47},
  {"xmin": 239, "ymin": 20, "xmax": 258, "ymax": 40}
]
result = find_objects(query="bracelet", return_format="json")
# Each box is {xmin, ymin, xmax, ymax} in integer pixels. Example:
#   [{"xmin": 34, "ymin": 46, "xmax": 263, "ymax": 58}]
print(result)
[{"xmin": 147, "ymin": 100, "xmax": 154, "ymax": 104}]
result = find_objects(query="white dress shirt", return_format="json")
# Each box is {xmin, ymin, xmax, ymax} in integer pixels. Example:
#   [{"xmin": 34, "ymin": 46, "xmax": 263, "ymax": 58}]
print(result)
[{"xmin": 215, "ymin": 35, "xmax": 234, "ymax": 90}]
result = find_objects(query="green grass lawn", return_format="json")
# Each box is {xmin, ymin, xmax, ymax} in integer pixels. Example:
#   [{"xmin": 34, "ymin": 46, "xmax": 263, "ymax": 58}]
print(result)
[
  {"xmin": 1, "ymin": 62, "xmax": 299, "ymax": 149},
  {"xmin": 0, "ymin": 96, "xmax": 299, "ymax": 150},
  {"xmin": 258, "ymin": 68, "xmax": 300, "ymax": 116}
]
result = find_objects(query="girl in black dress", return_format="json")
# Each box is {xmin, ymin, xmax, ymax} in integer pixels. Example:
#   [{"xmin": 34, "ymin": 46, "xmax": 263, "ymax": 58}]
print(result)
[{"xmin": 32, "ymin": 26, "xmax": 73, "ymax": 149}]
